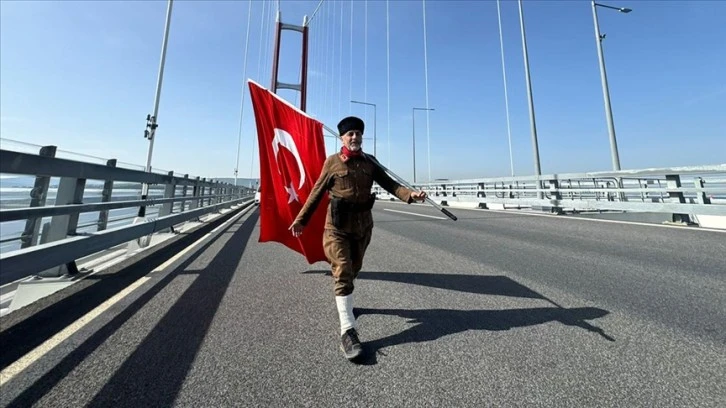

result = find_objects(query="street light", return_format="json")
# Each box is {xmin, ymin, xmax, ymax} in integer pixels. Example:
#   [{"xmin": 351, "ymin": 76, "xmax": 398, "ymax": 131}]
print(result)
[
  {"xmin": 139, "ymin": 0, "xmax": 173, "ymax": 218},
  {"xmin": 517, "ymin": 0, "xmax": 542, "ymax": 180},
  {"xmin": 592, "ymin": 1, "xmax": 631, "ymax": 171},
  {"xmin": 351, "ymin": 100, "xmax": 377, "ymax": 156},
  {"xmin": 412, "ymin": 107, "xmax": 434, "ymax": 184}
]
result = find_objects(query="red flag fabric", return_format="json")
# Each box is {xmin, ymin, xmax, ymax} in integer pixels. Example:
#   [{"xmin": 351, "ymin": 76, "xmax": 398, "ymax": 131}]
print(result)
[{"xmin": 247, "ymin": 79, "xmax": 329, "ymax": 264}]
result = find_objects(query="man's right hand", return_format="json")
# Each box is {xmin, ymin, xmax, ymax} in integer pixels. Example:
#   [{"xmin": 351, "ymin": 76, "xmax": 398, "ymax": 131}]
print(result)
[{"xmin": 289, "ymin": 220, "xmax": 304, "ymax": 237}]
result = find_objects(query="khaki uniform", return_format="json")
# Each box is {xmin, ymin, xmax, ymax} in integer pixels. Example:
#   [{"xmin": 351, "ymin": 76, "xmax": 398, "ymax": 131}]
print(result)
[{"xmin": 294, "ymin": 152, "xmax": 414, "ymax": 296}]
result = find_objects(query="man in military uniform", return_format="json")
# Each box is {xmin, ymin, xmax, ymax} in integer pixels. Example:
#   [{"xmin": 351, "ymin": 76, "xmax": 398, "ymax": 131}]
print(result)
[{"xmin": 289, "ymin": 116, "xmax": 427, "ymax": 360}]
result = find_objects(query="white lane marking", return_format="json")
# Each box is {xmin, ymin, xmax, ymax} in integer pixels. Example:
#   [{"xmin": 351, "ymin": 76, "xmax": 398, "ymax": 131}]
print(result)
[
  {"xmin": 0, "ymin": 277, "xmax": 149, "ymax": 386},
  {"xmin": 377, "ymin": 201, "xmax": 726, "ymax": 233},
  {"xmin": 383, "ymin": 208, "xmax": 446, "ymax": 220},
  {"xmin": 0, "ymin": 204, "xmax": 252, "ymax": 386}
]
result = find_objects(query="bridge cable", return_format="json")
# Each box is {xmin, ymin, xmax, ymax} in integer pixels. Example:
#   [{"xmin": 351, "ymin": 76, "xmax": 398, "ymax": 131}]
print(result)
[
  {"xmin": 321, "ymin": 4, "xmax": 329, "ymax": 125},
  {"xmin": 256, "ymin": 0, "xmax": 267, "ymax": 81},
  {"xmin": 364, "ymin": 0, "xmax": 368, "ymax": 126},
  {"xmin": 386, "ymin": 0, "xmax": 391, "ymax": 168},
  {"xmin": 422, "ymin": 0, "xmax": 432, "ymax": 182},
  {"xmin": 307, "ymin": 0, "xmax": 325, "ymax": 26},
  {"xmin": 319, "ymin": 5, "xmax": 329, "ymax": 130},
  {"xmin": 349, "ymin": 0, "xmax": 353, "ymax": 115},
  {"xmin": 263, "ymin": 1, "xmax": 274, "ymax": 88},
  {"xmin": 310, "ymin": 4, "xmax": 320, "ymax": 116},
  {"xmin": 234, "ymin": 0, "xmax": 254, "ymax": 186},
  {"xmin": 329, "ymin": 2, "xmax": 337, "ymax": 125},
  {"xmin": 338, "ymin": 0, "xmax": 344, "ymax": 133},
  {"xmin": 251, "ymin": 0, "xmax": 269, "ymax": 179},
  {"xmin": 497, "ymin": 0, "xmax": 515, "ymax": 177}
]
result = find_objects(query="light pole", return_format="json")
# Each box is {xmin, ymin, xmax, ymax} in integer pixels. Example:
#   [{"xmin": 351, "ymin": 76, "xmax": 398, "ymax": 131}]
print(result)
[
  {"xmin": 412, "ymin": 107, "xmax": 434, "ymax": 184},
  {"xmin": 592, "ymin": 1, "xmax": 631, "ymax": 171},
  {"xmin": 517, "ymin": 0, "xmax": 542, "ymax": 181},
  {"xmin": 139, "ymin": 0, "xmax": 173, "ymax": 217},
  {"xmin": 351, "ymin": 100, "xmax": 377, "ymax": 156}
]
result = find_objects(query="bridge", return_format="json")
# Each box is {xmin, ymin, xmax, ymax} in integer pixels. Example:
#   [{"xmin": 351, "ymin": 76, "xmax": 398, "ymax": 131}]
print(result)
[{"xmin": 1, "ymin": 0, "xmax": 725, "ymax": 407}]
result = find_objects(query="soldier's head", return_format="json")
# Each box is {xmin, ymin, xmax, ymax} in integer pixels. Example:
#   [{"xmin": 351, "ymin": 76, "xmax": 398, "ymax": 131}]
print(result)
[{"xmin": 337, "ymin": 116, "xmax": 364, "ymax": 152}]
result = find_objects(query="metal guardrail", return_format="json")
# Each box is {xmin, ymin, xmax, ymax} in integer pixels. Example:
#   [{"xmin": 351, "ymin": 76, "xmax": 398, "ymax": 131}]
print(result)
[
  {"xmin": 0, "ymin": 146, "xmax": 255, "ymax": 285},
  {"xmin": 373, "ymin": 164, "xmax": 726, "ymax": 220}
]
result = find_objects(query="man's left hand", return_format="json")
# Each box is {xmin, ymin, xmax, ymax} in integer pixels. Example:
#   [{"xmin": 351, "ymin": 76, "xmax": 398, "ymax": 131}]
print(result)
[{"xmin": 411, "ymin": 191, "xmax": 427, "ymax": 202}]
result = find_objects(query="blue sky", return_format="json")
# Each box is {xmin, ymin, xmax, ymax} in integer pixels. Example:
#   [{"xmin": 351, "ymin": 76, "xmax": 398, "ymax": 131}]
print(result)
[{"xmin": 1, "ymin": 0, "xmax": 724, "ymax": 183}]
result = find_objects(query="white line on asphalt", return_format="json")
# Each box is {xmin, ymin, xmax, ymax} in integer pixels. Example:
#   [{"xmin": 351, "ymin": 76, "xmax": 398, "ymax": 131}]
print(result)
[
  {"xmin": 0, "ymin": 204, "xmax": 254, "ymax": 387},
  {"xmin": 378, "ymin": 201, "xmax": 725, "ymax": 233},
  {"xmin": 383, "ymin": 208, "xmax": 447, "ymax": 220}
]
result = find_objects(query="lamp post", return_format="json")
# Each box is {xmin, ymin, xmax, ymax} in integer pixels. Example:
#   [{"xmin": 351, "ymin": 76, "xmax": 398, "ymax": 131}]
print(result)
[
  {"xmin": 350, "ymin": 100, "xmax": 377, "ymax": 156},
  {"xmin": 592, "ymin": 1, "xmax": 631, "ymax": 171},
  {"xmin": 139, "ymin": 0, "xmax": 173, "ymax": 217},
  {"xmin": 517, "ymin": 0, "xmax": 542, "ymax": 180},
  {"xmin": 412, "ymin": 107, "xmax": 434, "ymax": 184}
]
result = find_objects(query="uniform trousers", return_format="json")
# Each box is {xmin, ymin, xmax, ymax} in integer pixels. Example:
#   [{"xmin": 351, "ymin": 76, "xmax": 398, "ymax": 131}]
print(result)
[{"xmin": 323, "ymin": 226, "xmax": 373, "ymax": 296}]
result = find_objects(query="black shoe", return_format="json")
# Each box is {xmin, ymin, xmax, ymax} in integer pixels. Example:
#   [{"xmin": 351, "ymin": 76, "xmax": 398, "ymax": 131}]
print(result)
[{"xmin": 340, "ymin": 328, "xmax": 362, "ymax": 360}]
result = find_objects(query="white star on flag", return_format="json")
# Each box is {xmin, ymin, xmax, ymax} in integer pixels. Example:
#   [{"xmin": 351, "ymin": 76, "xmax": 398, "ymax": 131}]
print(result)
[{"xmin": 285, "ymin": 183, "xmax": 299, "ymax": 203}]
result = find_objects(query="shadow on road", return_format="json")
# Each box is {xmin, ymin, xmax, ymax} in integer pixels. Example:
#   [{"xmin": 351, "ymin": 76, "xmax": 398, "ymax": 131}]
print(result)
[
  {"xmin": 303, "ymin": 270, "xmax": 557, "ymax": 301},
  {"xmin": 302, "ymin": 269, "xmax": 614, "ymax": 365},
  {"xmin": 5, "ymin": 211, "xmax": 259, "ymax": 408},
  {"xmin": 354, "ymin": 306, "xmax": 612, "ymax": 365}
]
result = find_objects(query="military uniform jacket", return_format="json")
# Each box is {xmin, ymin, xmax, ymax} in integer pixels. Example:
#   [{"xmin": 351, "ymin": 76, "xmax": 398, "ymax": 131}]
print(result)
[{"xmin": 294, "ymin": 151, "xmax": 414, "ymax": 235}]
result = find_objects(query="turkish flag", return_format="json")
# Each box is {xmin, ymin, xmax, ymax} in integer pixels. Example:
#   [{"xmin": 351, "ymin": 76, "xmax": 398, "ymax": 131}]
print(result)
[{"xmin": 247, "ymin": 79, "xmax": 329, "ymax": 264}]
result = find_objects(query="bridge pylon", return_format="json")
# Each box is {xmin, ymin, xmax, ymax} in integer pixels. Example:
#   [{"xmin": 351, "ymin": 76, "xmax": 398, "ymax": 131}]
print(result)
[{"xmin": 270, "ymin": 11, "xmax": 310, "ymax": 112}]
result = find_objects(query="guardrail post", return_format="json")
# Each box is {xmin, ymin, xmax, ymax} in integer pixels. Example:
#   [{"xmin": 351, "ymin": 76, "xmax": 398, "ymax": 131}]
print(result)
[
  {"xmin": 180, "ymin": 174, "xmax": 189, "ymax": 212},
  {"xmin": 533, "ymin": 179, "xmax": 563, "ymax": 214},
  {"xmin": 200, "ymin": 178, "xmax": 207, "ymax": 207},
  {"xmin": 475, "ymin": 182, "xmax": 488, "ymax": 209},
  {"xmin": 665, "ymin": 174, "xmax": 692, "ymax": 224},
  {"xmin": 190, "ymin": 176, "xmax": 200, "ymax": 210},
  {"xmin": 159, "ymin": 170, "xmax": 176, "ymax": 218},
  {"xmin": 694, "ymin": 178, "xmax": 711, "ymax": 205},
  {"xmin": 158, "ymin": 171, "xmax": 176, "ymax": 233},
  {"xmin": 211, "ymin": 180, "xmax": 218, "ymax": 205},
  {"xmin": 97, "ymin": 158, "xmax": 117, "ymax": 231},
  {"xmin": 20, "ymin": 145, "xmax": 56, "ymax": 248},
  {"xmin": 38, "ymin": 176, "xmax": 87, "ymax": 277}
]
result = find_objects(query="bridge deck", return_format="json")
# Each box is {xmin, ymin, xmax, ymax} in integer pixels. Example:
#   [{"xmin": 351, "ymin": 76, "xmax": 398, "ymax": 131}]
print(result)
[{"xmin": 1, "ymin": 202, "xmax": 724, "ymax": 407}]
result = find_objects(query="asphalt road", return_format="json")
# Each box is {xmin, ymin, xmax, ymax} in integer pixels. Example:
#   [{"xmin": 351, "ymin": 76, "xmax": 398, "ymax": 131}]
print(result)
[{"xmin": 1, "ymin": 201, "xmax": 724, "ymax": 407}]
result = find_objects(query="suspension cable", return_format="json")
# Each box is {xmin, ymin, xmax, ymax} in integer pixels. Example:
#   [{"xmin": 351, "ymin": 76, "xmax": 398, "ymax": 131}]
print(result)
[
  {"xmin": 338, "ymin": 1, "xmax": 345, "ymax": 150},
  {"xmin": 422, "ymin": 0, "xmax": 432, "ymax": 182},
  {"xmin": 349, "ymin": 0, "xmax": 353, "ymax": 115},
  {"xmin": 497, "ymin": 0, "xmax": 515, "ymax": 177},
  {"xmin": 317, "ymin": 6, "xmax": 326, "ymax": 120},
  {"xmin": 307, "ymin": 0, "xmax": 325, "ymax": 26},
  {"xmin": 252, "ymin": 0, "xmax": 269, "ymax": 178},
  {"xmin": 338, "ymin": 1, "xmax": 343, "ymax": 120},
  {"xmin": 263, "ymin": 1, "xmax": 274, "ymax": 86},
  {"xmin": 255, "ymin": 0, "xmax": 267, "ymax": 81},
  {"xmin": 386, "ymin": 0, "xmax": 391, "ymax": 168},
  {"xmin": 329, "ymin": 2, "xmax": 337, "ymax": 123},
  {"xmin": 321, "ymin": 3, "xmax": 329, "ymax": 123},
  {"xmin": 364, "ymin": 0, "xmax": 368, "ymax": 125},
  {"xmin": 235, "ymin": 0, "xmax": 253, "ymax": 185}
]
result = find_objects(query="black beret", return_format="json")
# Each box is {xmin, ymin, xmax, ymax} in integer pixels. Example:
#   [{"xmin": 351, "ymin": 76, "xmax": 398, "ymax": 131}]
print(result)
[{"xmin": 337, "ymin": 116, "xmax": 365, "ymax": 136}]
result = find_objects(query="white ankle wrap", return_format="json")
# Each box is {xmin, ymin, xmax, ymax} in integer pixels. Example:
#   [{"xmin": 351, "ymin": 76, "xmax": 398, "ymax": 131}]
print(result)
[{"xmin": 336, "ymin": 294, "xmax": 355, "ymax": 335}]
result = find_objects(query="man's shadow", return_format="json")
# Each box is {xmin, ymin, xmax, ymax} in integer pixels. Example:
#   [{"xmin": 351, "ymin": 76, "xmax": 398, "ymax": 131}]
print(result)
[
  {"xmin": 353, "ymin": 306, "xmax": 611, "ymax": 365},
  {"xmin": 302, "ymin": 270, "xmax": 614, "ymax": 365}
]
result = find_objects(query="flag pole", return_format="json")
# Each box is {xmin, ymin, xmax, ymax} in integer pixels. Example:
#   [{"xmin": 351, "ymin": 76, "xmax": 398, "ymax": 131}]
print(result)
[{"xmin": 321, "ymin": 124, "xmax": 457, "ymax": 221}]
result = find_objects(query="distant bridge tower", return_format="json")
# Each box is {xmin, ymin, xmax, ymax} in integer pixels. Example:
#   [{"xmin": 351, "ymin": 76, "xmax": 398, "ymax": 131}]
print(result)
[{"xmin": 270, "ymin": 11, "xmax": 310, "ymax": 112}]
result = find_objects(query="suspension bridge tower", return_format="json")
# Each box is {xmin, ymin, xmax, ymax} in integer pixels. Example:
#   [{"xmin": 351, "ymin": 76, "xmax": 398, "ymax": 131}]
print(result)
[{"xmin": 270, "ymin": 11, "xmax": 310, "ymax": 112}]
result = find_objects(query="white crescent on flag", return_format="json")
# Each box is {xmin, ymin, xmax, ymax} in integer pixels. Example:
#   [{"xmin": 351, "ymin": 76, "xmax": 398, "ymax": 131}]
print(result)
[{"xmin": 272, "ymin": 128, "xmax": 306, "ymax": 190}]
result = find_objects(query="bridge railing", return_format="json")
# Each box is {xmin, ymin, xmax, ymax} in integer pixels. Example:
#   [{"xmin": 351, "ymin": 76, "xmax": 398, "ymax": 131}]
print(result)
[
  {"xmin": 0, "ymin": 146, "xmax": 254, "ymax": 286},
  {"xmin": 373, "ymin": 164, "xmax": 726, "ymax": 220}
]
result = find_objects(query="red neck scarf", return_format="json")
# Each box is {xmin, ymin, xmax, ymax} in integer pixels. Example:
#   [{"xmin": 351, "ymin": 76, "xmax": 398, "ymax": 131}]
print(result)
[{"xmin": 341, "ymin": 146, "xmax": 362, "ymax": 157}]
